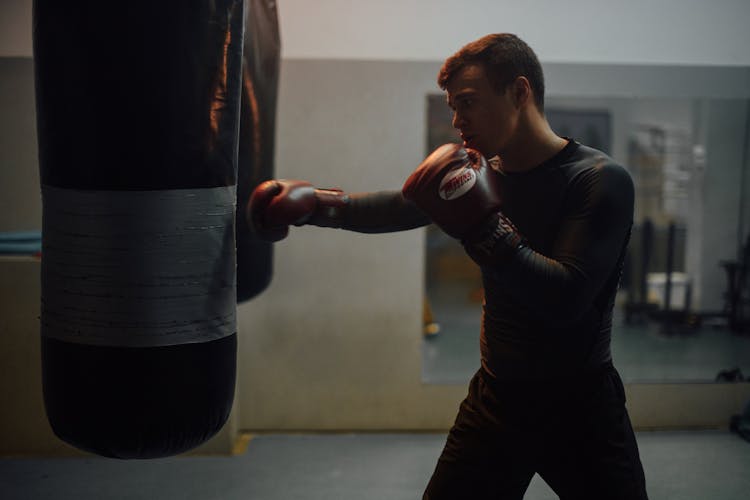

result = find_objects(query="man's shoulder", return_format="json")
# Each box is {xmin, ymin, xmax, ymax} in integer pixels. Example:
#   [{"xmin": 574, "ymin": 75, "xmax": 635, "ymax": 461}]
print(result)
[
  {"xmin": 553, "ymin": 144, "xmax": 634, "ymax": 210},
  {"xmin": 561, "ymin": 143, "xmax": 631, "ymax": 184}
]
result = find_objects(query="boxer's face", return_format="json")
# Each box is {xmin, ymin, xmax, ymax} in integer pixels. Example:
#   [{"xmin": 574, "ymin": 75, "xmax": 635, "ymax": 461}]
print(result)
[{"xmin": 446, "ymin": 63, "xmax": 519, "ymax": 159}]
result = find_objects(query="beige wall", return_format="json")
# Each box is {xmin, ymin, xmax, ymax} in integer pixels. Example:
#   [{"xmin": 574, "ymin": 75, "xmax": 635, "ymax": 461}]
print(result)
[
  {"xmin": 236, "ymin": 59, "xmax": 465, "ymax": 431},
  {"xmin": 0, "ymin": 58, "xmax": 39, "ymax": 231},
  {"xmin": 2, "ymin": 0, "xmax": 750, "ymax": 457},
  {"xmin": 2, "ymin": 57, "xmax": 750, "ymax": 456}
]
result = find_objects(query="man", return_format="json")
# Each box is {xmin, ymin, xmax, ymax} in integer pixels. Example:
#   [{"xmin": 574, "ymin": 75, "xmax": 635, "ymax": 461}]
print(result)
[{"xmin": 249, "ymin": 33, "xmax": 648, "ymax": 500}]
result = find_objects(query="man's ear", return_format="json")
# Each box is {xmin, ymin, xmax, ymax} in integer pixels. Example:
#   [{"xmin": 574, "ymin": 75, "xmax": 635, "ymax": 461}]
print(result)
[{"xmin": 512, "ymin": 76, "xmax": 532, "ymax": 108}]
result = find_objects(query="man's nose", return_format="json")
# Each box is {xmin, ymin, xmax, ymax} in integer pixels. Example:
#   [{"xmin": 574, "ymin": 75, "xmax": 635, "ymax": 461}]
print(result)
[{"xmin": 451, "ymin": 111, "xmax": 464, "ymax": 130}]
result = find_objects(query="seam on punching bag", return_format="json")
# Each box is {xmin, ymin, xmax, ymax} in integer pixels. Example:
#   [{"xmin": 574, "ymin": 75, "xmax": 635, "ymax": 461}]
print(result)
[{"xmin": 40, "ymin": 185, "xmax": 237, "ymax": 347}]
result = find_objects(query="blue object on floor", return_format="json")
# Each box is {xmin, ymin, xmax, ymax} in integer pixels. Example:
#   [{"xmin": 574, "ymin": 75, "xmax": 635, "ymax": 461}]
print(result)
[{"xmin": 0, "ymin": 231, "xmax": 41, "ymax": 255}]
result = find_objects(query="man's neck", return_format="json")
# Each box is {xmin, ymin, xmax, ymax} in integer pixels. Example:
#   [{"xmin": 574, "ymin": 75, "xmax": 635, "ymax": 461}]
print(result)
[{"xmin": 498, "ymin": 119, "xmax": 568, "ymax": 173}]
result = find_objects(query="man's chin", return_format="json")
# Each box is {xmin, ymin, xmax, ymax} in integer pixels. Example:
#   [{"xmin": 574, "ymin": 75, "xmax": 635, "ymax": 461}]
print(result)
[
  {"xmin": 472, "ymin": 144, "xmax": 495, "ymax": 158},
  {"xmin": 463, "ymin": 138, "xmax": 482, "ymax": 152}
]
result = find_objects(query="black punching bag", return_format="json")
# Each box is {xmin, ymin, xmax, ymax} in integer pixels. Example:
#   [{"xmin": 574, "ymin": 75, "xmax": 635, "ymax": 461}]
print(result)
[
  {"xmin": 235, "ymin": 0, "xmax": 281, "ymax": 302},
  {"xmin": 33, "ymin": 0, "xmax": 245, "ymax": 458}
]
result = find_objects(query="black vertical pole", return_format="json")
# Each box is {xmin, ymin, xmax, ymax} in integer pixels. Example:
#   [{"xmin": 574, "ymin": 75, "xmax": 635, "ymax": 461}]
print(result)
[{"xmin": 662, "ymin": 221, "xmax": 676, "ymax": 333}]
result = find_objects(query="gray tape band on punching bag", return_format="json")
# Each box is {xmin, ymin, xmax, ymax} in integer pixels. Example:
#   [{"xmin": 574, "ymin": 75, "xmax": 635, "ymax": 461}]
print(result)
[{"xmin": 41, "ymin": 185, "xmax": 237, "ymax": 347}]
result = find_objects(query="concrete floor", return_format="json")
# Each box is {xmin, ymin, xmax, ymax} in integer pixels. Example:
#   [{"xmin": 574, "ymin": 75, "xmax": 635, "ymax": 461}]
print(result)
[{"xmin": 1, "ymin": 431, "xmax": 749, "ymax": 500}]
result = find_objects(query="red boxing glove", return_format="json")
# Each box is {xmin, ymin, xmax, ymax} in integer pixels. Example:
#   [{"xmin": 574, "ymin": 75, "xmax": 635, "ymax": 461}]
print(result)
[
  {"xmin": 402, "ymin": 143, "xmax": 502, "ymax": 239},
  {"xmin": 247, "ymin": 180, "xmax": 348, "ymax": 242}
]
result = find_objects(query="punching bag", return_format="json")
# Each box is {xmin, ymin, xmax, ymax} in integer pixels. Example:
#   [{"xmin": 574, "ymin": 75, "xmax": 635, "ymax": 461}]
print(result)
[
  {"xmin": 33, "ymin": 0, "xmax": 245, "ymax": 458},
  {"xmin": 235, "ymin": 0, "xmax": 281, "ymax": 302}
]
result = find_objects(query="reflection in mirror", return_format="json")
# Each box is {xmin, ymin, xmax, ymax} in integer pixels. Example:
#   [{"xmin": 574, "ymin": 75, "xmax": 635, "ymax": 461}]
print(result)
[{"xmin": 421, "ymin": 92, "xmax": 750, "ymax": 384}]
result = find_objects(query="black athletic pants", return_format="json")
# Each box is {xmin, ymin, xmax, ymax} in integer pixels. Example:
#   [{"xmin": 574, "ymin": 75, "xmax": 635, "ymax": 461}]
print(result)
[{"xmin": 423, "ymin": 364, "xmax": 649, "ymax": 499}]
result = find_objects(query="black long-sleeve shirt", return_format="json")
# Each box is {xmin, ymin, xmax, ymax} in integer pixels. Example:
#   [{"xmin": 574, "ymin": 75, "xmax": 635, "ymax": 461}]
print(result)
[
  {"xmin": 476, "ymin": 141, "xmax": 633, "ymax": 380},
  {"xmin": 338, "ymin": 140, "xmax": 634, "ymax": 381}
]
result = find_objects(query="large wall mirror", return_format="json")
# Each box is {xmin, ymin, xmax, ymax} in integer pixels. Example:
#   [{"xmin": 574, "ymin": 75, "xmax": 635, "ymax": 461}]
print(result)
[{"xmin": 421, "ymin": 70, "xmax": 750, "ymax": 384}]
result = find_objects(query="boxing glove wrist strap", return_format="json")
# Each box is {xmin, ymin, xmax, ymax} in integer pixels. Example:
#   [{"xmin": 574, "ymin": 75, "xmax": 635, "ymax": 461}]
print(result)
[
  {"xmin": 462, "ymin": 211, "xmax": 526, "ymax": 265},
  {"xmin": 304, "ymin": 189, "xmax": 351, "ymax": 228}
]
